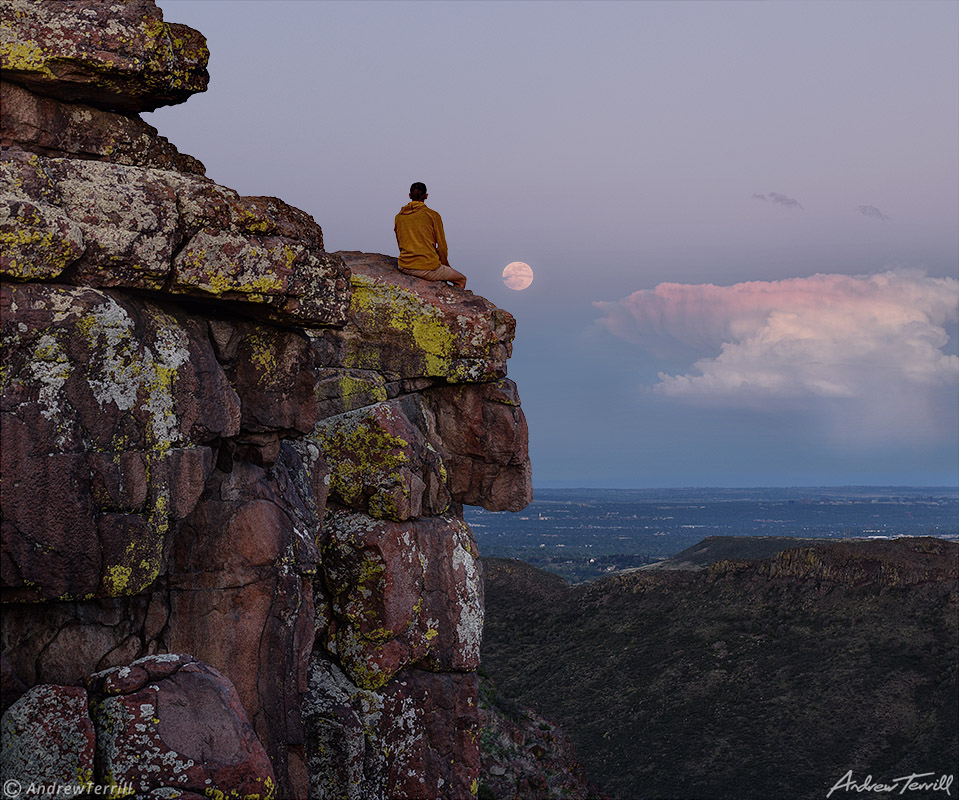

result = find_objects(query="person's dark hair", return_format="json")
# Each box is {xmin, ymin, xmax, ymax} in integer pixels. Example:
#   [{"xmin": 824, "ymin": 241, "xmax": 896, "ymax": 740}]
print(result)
[{"xmin": 409, "ymin": 182, "xmax": 427, "ymax": 201}]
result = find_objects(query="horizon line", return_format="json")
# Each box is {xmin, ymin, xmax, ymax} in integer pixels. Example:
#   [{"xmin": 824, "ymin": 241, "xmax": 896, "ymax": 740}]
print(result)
[{"xmin": 529, "ymin": 484, "xmax": 958, "ymax": 491}]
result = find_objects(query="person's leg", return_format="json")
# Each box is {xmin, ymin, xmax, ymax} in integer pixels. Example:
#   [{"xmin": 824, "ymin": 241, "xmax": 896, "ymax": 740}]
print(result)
[
  {"xmin": 444, "ymin": 267, "xmax": 467, "ymax": 289},
  {"xmin": 400, "ymin": 264, "xmax": 467, "ymax": 289}
]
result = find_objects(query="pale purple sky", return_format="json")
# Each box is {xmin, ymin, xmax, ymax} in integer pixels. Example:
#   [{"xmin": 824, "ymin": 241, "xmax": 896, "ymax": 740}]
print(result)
[{"xmin": 147, "ymin": 0, "xmax": 959, "ymax": 488}]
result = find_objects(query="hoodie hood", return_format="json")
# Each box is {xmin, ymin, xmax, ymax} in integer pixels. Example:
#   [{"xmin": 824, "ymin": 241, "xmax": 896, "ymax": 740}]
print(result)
[{"xmin": 398, "ymin": 201, "xmax": 427, "ymax": 215}]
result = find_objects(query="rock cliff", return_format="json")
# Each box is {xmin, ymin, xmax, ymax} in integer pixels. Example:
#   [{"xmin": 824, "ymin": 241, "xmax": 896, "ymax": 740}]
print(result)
[{"xmin": 0, "ymin": 2, "xmax": 532, "ymax": 798}]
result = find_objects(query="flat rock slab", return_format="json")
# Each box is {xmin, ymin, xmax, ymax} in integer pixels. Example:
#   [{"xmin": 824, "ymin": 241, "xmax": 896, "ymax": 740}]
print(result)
[
  {"xmin": 314, "ymin": 251, "xmax": 515, "ymax": 384},
  {"xmin": 0, "ymin": 0, "xmax": 209, "ymax": 112}
]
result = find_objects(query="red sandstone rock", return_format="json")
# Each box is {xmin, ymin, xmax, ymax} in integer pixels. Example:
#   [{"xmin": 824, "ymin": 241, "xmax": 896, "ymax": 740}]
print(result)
[
  {"xmin": 0, "ymin": 3, "xmax": 532, "ymax": 798},
  {"xmin": 0, "ymin": 684, "xmax": 96, "ymax": 788},
  {"xmin": 0, "ymin": 0, "xmax": 209, "ymax": 113},
  {"xmin": 0, "ymin": 152, "xmax": 351, "ymax": 325},
  {"xmin": 166, "ymin": 448, "xmax": 324, "ymax": 798},
  {"xmin": 379, "ymin": 669, "xmax": 481, "ymax": 799},
  {"xmin": 87, "ymin": 655, "xmax": 275, "ymax": 798},
  {"xmin": 0, "ymin": 151, "xmax": 184, "ymax": 288},
  {"xmin": 321, "ymin": 511, "xmax": 483, "ymax": 689},
  {"xmin": 0, "ymin": 194, "xmax": 84, "ymax": 281},
  {"xmin": 426, "ymin": 378, "xmax": 533, "ymax": 512},
  {"xmin": 1, "ymin": 596, "xmax": 154, "ymax": 704},
  {"xmin": 0, "ymin": 81, "xmax": 206, "ymax": 173},
  {"xmin": 311, "ymin": 398, "xmax": 450, "ymax": 521},
  {"xmin": 314, "ymin": 366, "xmax": 390, "ymax": 417},
  {"xmin": 313, "ymin": 251, "xmax": 515, "ymax": 383},
  {"xmin": 209, "ymin": 319, "xmax": 318, "ymax": 440},
  {"xmin": 304, "ymin": 658, "xmax": 481, "ymax": 800},
  {"xmin": 1, "ymin": 282, "xmax": 234, "ymax": 601}
]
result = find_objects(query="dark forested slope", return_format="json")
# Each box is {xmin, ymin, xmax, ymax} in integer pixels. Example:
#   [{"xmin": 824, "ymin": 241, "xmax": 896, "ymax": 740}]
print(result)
[{"xmin": 481, "ymin": 537, "xmax": 959, "ymax": 800}]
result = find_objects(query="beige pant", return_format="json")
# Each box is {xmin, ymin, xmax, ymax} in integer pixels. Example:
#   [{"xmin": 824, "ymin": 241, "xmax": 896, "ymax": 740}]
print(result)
[{"xmin": 399, "ymin": 264, "xmax": 461, "ymax": 282}]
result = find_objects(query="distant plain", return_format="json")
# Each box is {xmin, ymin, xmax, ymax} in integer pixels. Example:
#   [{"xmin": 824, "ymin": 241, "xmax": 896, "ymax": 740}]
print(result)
[{"xmin": 465, "ymin": 487, "xmax": 959, "ymax": 582}]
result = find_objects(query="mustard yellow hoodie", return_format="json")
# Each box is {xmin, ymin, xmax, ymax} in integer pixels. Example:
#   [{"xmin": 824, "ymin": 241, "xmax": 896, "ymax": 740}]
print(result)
[{"xmin": 394, "ymin": 201, "xmax": 449, "ymax": 271}]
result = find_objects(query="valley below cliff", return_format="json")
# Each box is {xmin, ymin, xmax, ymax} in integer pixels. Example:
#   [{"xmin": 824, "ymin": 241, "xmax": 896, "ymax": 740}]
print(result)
[{"xmin": 481, "ymin": 537, "xmax": 959, "ymax": 800}]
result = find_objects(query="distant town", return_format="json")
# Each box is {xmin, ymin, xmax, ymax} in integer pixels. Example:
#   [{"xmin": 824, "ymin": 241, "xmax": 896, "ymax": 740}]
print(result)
[{"xmin": 466, "ymin": 487, "xmax": 959, "ymax": 582}]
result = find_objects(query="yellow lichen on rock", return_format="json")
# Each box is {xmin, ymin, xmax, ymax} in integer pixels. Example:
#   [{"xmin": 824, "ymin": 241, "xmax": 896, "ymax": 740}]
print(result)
[
  {"xmin": 348, "ymin": 274, "xmax": 460, "ymax": 378},
  {"xmin": 311, "ymin": 404, "xmax": 411, "ymax": 513}
]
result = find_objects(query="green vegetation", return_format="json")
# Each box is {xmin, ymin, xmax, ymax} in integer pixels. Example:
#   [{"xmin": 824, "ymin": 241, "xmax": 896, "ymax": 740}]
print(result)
[
  {"xmin": 479, "ymin": 547, "xmax": 656, "ymax": 583},
  {"xmin": 481, "ymin": 539, "xmax": 959, "ymax": 800}
]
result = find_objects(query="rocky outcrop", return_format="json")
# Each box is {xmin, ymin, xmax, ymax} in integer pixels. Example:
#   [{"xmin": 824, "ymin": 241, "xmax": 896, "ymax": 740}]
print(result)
[
  {"xmin": 0, "ymin": 150, "xmax": 350, "ymax": 321},
  {"xmin": 1, "ymin": 81, "xmax": 205, "ymax": 172},
  {"xmin": 2, "ymin": 655, "xmax": 275, "ymax": 798},
  {"xmin": 1, "ymin": 2, "xmax": 532, "ymax": 798},
  {"xmin": 0, "ymin": 0, "xmax": 209, "ymax": 112}
]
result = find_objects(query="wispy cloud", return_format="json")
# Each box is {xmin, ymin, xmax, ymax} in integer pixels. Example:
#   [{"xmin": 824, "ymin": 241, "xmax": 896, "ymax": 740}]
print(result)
[
  {"xmin": 753, "ymin": 192, "xmax": 802, "ymax": 208},
  {"xmin": 594, "ymin": 271, "xmax": 959, "ymax": 440},
  {"xmin": 752, "ymin": 192, "xmax": 803, "ymax": 209},
  {"xmin": 858, "ymin": 204, "xmax": 890, "ymax": 221},
  {"xmin": 768, "ymin": 192, "xmax": 803, "ymax": 209}
]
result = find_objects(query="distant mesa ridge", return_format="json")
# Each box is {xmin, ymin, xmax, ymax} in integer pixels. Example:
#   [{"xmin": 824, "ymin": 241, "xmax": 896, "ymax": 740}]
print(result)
[{"xmin": 629, "ymin": 534, "xmax": 957, "ymax": 576}]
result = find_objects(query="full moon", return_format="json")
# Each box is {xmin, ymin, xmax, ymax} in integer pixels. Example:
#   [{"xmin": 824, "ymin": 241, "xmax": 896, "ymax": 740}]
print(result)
[{"xmin": 503, "ymin": 261, "xmax": 534, "ymax": 291}]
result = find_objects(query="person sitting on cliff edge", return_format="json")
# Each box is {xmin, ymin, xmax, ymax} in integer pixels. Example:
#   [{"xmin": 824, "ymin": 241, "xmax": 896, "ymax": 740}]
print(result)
[{"xmin": 394, "ymin": 182, "xmax": 467, "ymax": 289}]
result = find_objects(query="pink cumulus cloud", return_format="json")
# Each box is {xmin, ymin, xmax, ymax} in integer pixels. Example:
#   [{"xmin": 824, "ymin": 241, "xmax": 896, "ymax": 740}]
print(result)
[{"xmin": 595, "ymin": 271, "xmax": 959, "ymax": 403}]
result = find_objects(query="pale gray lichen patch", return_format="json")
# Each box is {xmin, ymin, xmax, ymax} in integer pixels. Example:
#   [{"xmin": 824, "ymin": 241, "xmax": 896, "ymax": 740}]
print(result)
[
  {"xmin": 83, "ymin": 296, "xmax": 140, "ymax": 411},
  {"xmin": 450, "ymin": 522, "xmax": 484, "ymax": 665},
  {"xmin": 0, "ymin": 685, "xmax": 95, "ymax": 787},
  {"xmin": 94, "ymin": 692, "xmax": 197, "ymax": 790},
  {"xmin": 81, "ymin": 296, "xmax": 190, "ymax": 452},
  {"xmin": 304, "ymin": 658, "xmax": 385, "ymax": 800},
  {"xmin": 28, "ymin": 333, "xmax": 72, "ymax": 419},
  {"xmin": 53, "ymin": 161, "xmax": 181, "ymax": 282}
]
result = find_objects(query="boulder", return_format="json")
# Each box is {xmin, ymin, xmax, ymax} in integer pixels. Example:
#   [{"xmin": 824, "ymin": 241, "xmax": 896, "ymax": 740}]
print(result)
[
  {"xmin": 0, "ymin": 152, "xmax": 182, "ymax": 288},
  {"xmin": 0, "ymin": 0, "xmax": 209, "ymax": 112},
  {"xmin": 87, "ymin": 655, "xmax": 275, "ymax": 798},
  {"xmin": 171, "ymin": 222, "xmax": 349, "ymax": 326},
  {"xmin": 0, "ymin": 193, "xmax": 84, "ymax": 281},
  {"xmin": 313, "ymin": 251, "xmax": 514, "ymax": 383},
  {"xmin": 0, "ymin": 152, "xmax": 352, "ymax": 325},
  {"xmin": 310, "ymin": 398, "xmax": 450, "ymax": 521},
  {"xmin": 320, "ymin": 511, "xmax": 484, "ymax": 690},
  {"xmin": 0, "ymin": 80, "xmax": 206, "ymax": 173},
  {"xmin": 0, "ymin": 684, "xmax": 96, "ymax": 789}
]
